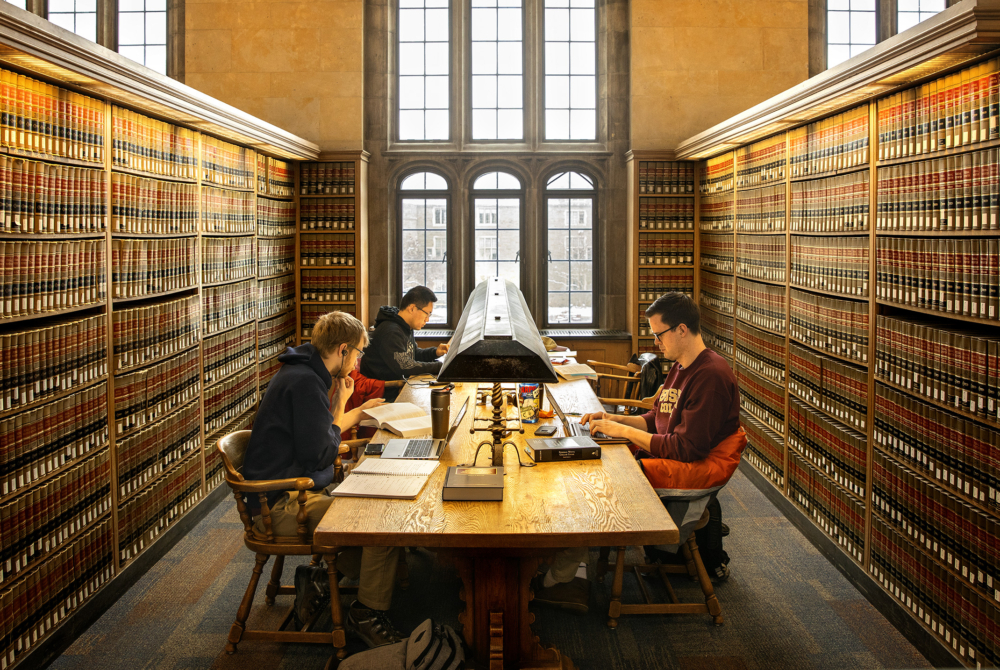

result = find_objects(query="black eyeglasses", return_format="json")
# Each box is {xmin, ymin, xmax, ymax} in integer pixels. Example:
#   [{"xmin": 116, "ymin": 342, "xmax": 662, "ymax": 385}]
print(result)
[
  {"xmin": 652, "ymin": 324, "xmax": 680, "ymax": 342},
  {"xmin": 348, "ymin": 345, "xmax": 365, "ymax": 359},
  {"xmin": 418, "ymin": 306, "xmax": 433, "ymax": 318}
]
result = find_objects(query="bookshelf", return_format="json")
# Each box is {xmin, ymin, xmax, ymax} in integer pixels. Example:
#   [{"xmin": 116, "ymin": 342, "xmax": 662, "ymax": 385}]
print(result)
[
  {"xmin": 678, "ymin": 2, "xmax": 1000, "ymax": 665},
  {"xmin": 0, "ymin": 6, "xmax": 318, "ymax": 668},
  {"xmin": 296, "ymin": 153, "xmax": 369, "ymax": 341}
]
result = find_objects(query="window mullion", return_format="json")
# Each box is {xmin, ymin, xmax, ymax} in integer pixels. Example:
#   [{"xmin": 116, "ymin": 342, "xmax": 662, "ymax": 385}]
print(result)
[{"xmin": 98, "ymin": 0, "xmax": 116, "ymax": 51}]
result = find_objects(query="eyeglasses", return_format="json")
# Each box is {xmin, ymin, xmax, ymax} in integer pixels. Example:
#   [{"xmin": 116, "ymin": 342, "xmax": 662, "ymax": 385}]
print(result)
[
  {"xmin": 349, "ymin": 345, "xmax": 365, "ymax": 359},
  {"xmin": 652, "ymin": 324, "xmax": 680, "ymax": 342},
  {"xmin": 418, "ymin": 306, "xmax": 433, "ymax": 318}
]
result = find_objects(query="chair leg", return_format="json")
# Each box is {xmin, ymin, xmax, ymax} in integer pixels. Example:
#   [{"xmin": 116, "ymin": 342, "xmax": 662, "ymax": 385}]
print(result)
[
  {"xmin": 395, "ymin": 548, "xmax": 410, "ymax": 590},
  {"xmin": 324, "ymin": 552, "xmax": 348, "ymax": 662},
  {"xmin": 595, "ymin": 547, "xmax": 611, "ymax": 583},
  {"xmin": 227, "ymin": 553, "xmax": 269, "ymax": 653},
  {"xmin": 265, "ymin": 555, "xmax": 285, "ymax": 605},
  {"xmin": 607, "ymin": 546, "xmax": 626, "ymax": 629},
  {"xmin": 310, "ymin": 553, "xmax": 322, "ymax": 567},
  {"xmin": 686, "ymin": 536, "xmax": 724, "ymax": 626}
]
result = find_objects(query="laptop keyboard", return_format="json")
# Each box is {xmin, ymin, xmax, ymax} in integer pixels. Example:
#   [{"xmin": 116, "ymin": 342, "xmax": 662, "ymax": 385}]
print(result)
[
  {"xmin": 402, "ymin": 439, "xmax": 435, "ymax": 458},
  {"xmin": 567, "ymin": 423, "xmax": 585, "ymax": 437}
]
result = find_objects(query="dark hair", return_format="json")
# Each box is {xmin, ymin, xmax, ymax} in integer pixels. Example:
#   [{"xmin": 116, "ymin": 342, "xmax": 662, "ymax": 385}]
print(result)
[
  {"xmin": 644, "ymin": 292, "xmax": 700, "ymax": 335},
  {"xmin": 400, "ymin": 286, "xmax": 438, "ymax": 311}
]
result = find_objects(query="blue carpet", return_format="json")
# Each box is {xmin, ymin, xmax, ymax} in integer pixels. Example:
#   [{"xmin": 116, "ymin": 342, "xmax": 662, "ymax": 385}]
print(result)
[{"xmin": 51, "ymin": 469, "xmax": 932, "ymax": 669}]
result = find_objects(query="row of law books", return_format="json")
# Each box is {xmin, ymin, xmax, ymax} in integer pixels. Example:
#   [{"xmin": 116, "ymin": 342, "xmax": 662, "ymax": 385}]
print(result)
[
  {"xmin": 257, "ymin": 238, "xmax": 294, "ymax": 278},
  {"xmin": 875, "ymin": 148, "xmax": 1000, "ymax": 232},
  {"xmin": 734, "ymin": 319, "xmax": 785, "ymax": 384},
  {"xmin": 201, "ymin": 235, "xmax": 255, "ymax": 286},
  {"xmin": 118, "ymin": 450, "xmax": 202, "ymax": 565},
  {"xmin": 638, "ymin": 197, "xmax": 694, "ymax": 230},
  {"xmin": 790, "ymin": 170, "xmax": 870, "ymax": 232},
  {"xmin": 789, "ymin": 398, "xmax": 867, "ymax": 500},
  {"xmin": 117, "ymin": 401, "xmax": 200, "ymax": 500},
  {"xmin": 741, "ymin": 410, "xmax": 784, "ymax": 487},
  {"xmin": 638, "ymin": 161, "xmax": 694, "ymax": 194},
  {"xmin": 111, "ymin": 238, "xmax": 197, "ymax": 299},
  {"xmin": 300, "ymin": 200, "xmax": 356, "ymax": 230},
  {"xmin": 112, "ymin": 296, "xmax": 200, "ymax": 373},
  {"xmin": 699, "ymin": 234, "xmax": 734, "ymax": 273},
  {"xmin": 699, "ymin": 192, "xmax": 734, "ymax": 232},
  {"xmin": 789, "ymin": 104, "xmax": 869, "ymax": 177},
  {"xmin": 737, "ymin": 363, "xmax": 786, "ymax": 435},
  {"xmin": 872, "ymin": 451, "xmax": 1000, "ymax": 607},
  {"xmin": 203, "ymin": 323, "xmax": 255, "ymax": 385},
  {"xmin": 736, "ymin": 135, "xmax": 786, "ymax": 188},
  {"xmin": 877, "ymin": 57, "xmax": 1000, "ymax": 161},
  {"xmin": 736, "ymin": 183, "xmax": 785, "ymax": 232},
  {"xmin": 258, "ymin": 311, "xmax": 296, "ymax": 361},
  {"xmin": 0, "ymin": 382, "xmax": 108, "ymax": 500},
  {"xmin": 201, "ymin": 136, "xmax": 254, "ymax": 191},
  {"xmin": 300, "ymin": 162, "xmax": 356, "ymax": 196},
  {"xmin": 874, "ymin": 383, "xmax": 998, "ymax": 511},
  {"xmin": 301, "ymin": 306, "xmax": 355, "ymax": 338},
  {"xmin": 205, "ymin": 367, "xmax": 257, "ymax": 436},
  {"xmin": 789, "ymin": 343, "xmax": 868, "ymax": 432},
  {"xmin": 699, "ymin": 270, "xmax": 734, "ymax": 315},
  {"xmin": 258, "ymin": 275, "xmax": 295, "ymax": 320},
  {"xmin": 790, "ymin": 236, "xmax": 869, "ymax": 298},
  {"xmin": 111, "ymin": 107, "xmax": 197, "ymax": 179},
  {"xmin": 701, "ymin": 309, "xmax": 734, "ymax": 359},
  {"xmin": 1, "ymin": 239, "xmax": 106, "ymax": 318},
  {"xmin": 789, "ymin": 288, "xmax": 869, "ymax": 364},
  {"xmin": 301, "ymin": 269, "xmax": 357, "ymax": 302},
  {"xmin": 789, "ymin": 449, "xmax": 865, "ymax": 564},
  {"xmin": 637, "ymin": 233, "xmax": 693, "ymax": 265},
  {"xmin": 700, "ymin": 153, "xmax": 734, "ymax": 194},
  {"xmin": 736, "ymin": 278, "xmax": 786, "ymax": 334},
  {"xmin": 114, "ymin": 349, "xmax": 199, "ymax": 437},
  {"xmin": 300, "ymin": 235, "xmax": 357, "ymax": 266},
  {"xmin": 876, "ymin": 315, "xmax": 998, "ymax": 420},
  {"xmin": 203, "ymin": 279, "xmax": 256, "ymax": 336},
  {"xmin": 736, "ymin": 235, "xmax": 786, "ymax": 283},
  {"xmin": 0, "ymin": 448, "xmax": 109, "ymax": 587},
  {"xmin": 0, "ymin": 314, "xmax": 106, "ymax": 413},
  {"xmin": 111, "ymin": 174, "xmax": 197, "ymax": 235},
  {"xmin": 257, "ymin": 197, "xmax": 296, "ymax": 237},
  {"xmin": 870, "ymin": 515, "xmax": 1000, "ymax": 669},
  {"xmin": 202, "ymin": 186, "xmax": 254, "ymax": 235},
  {"xmin": 0, "ymin": 69, "xmax": 104, "ymax": 163},
  {"xmin": 1, "ymin": 517, "xmax": 114, "ymax": 670},
  {"xmin": 0, "ymin": 158, "xmax": 106, "ymax": 234},
  {"xmin": 875, "ymin": 237, "xmax": 1000, "ymax": 320},
  {"xmin": 264, "ymin": 157, "xmax": 294, "ymax": 198},
  {"xmin": 637, "ymin": 268, "xmax": 692, "ymax": 302}
]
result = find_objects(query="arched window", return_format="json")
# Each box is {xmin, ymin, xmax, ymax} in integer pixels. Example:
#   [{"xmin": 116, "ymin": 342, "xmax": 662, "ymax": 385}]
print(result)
[
  {"xmin": 545, "ymin": 170, "xmax": 594, "ymax": 324},
  {"xmin": 400, "ymin": 171, "xmax": 449, "ymax": 324},
  {"xmin": 471, "ymin": 171, "xmax": 522, "ymax": 288}
]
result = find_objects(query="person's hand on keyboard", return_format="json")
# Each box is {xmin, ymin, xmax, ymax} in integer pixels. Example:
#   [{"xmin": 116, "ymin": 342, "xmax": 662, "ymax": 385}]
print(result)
[
  {"xmin": 579, "ymin": 411, "xmax": 610, "ymax": 427},
  {"xmin": 589, "ymin": 418, "xmax": 629, "ymax": 440}
]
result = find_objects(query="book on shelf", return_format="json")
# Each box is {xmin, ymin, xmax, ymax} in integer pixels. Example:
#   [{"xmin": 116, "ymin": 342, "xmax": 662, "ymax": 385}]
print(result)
[
  {"xmin": 1, "ymin": 238, "xmax": 107, "ymax": 318},
  {"xmin": 300, "ymin": 162, "xmax": 356, "ymax": 196},
  {"xmin": 0, "ymin": 157, "xmax": 108, "ymax": 234},
  {"xmin": 332, "ymin": 457, "xmax": 438, "ymax": 499},
  {"xmin": 791, "ymin": 170, "xmax": 869, "ymax": 233},
  {"xmin": 359, "ymin": 402, "xmax": 433, "ymax": 437},
  {"xmin": 111, "ymin": 173, "xmax": 197, "ymax": 235},
  {"xmin": 736, "ymin": 183, "xmax": 785, "ymax": 232}
]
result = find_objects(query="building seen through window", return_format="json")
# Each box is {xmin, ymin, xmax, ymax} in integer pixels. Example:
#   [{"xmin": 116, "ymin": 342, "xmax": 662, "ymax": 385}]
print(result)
[
  {"xmin": 472, "ymin": 171, "xmax": 522, "ymax": 288},
  {"xmin": 546, "ymin": 170, "xmax": 593, "ymax": 324},
  {"xmin": 400, "ymin": 171, "xmax": 449, "ymax": 324}
]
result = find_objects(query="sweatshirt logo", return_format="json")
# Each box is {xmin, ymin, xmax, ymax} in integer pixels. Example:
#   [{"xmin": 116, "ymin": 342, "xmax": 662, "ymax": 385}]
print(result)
[
  {"xmin": 658, "ymin": 388, "xmax": 681, "ymax": 416},
  {"xmin": 393, "ymin": 341, "xmax": 420, "ymax": 370}
]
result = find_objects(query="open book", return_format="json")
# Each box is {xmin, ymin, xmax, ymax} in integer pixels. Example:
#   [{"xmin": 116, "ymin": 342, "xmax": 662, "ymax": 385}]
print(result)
[
  {"xmin": 554, "ymin": 363, "xmax": 598, "ymax": 381},
  {"xmin": 359, "ymin": 402, "xmax": 432, "ymax": 438},
  {"xmin": 331, "ymin": 458, "xmax": 439, "ymax": 499}
]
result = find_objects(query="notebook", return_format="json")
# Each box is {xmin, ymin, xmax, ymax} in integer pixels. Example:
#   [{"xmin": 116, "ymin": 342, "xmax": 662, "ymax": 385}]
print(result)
[
  {"xmin": 331, "ymin": 458, "xmax": 440, "ymax": 499},
  {"xmin": 359, "ymin": 402, "xmax": 433, "ymax": 438}
]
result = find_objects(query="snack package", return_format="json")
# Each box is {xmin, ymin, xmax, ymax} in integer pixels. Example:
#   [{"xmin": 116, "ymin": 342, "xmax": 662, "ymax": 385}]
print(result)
[{"xmin": 518, "ymin": 383, "xmax": 541, "ymax": 423}]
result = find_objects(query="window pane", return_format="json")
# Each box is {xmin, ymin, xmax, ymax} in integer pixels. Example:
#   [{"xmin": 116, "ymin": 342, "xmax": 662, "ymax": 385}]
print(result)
[
  {"xmin": 400, "ymin": 76, "xmax": 425, "ymax": 109},
  {"xmin": 497, "ymin": 42, "xmax": 522, "ymax": 75},
  {"xmin": 545, "ymin": 43, "xmax": 570, "ymax": 75},
  {"xmin": 402, "ymin": 230, "xmax": 426, "ymax": 261},
  {"xmin": 145, "ymin": 11, "xmax": 166, "ymax": 43},
  {"xmin": 4, "ymin": 0, "xmax": 27, "ymax": 8},
  {"xmin": 545, "ymin": 8, "xmax": 568, "ymax": 40},
  {"xmin": 897, "ymin": 11, "xmax": 920, "ymax": 31},
  {"xmin": 425, "ymin": 43, "xmax": 449, "ymax": 75},
  {"xmin": 398, "ymin": 9, "xmax": 426, "ymax": 41},
  {"xmin": 497, "ymin": 109, "xmax": 522, "ymax": 139},
  {"xmin": 850, "ymin": 11, "xmax": 875, "ymax": 44},
  {"xmin": 119, "ymin": 12, "xmax": 144, "ymax": 44},
  {"xmin": 828, "ymin": 44, "xmax": 851, "ymax": 68},
  {"xmin": 546, "ymin": 109, "xmax": 569, "ymax": 139},
  {"xmin": 827, "ymin": 6, "xmax": 873, "ymax": 71},
  {"xmin": 547, "ymin": 193, "xmax": 593, "ymax": 324},
  {"xmin": 49, "ymin": 0, "xmax": 74, "ymax": 11},
  {"xmin": 146, "ymin": 45, "xmax": 167, "ymax": 74},
  {"xmin": 399, "ymin": 44, "xmax": 426, "ymax": 75},
  {"xmin": 471, "ymin": 0, "xmax": 523, "ymax": 140},
  {"xmin": 425, "ymin": 8, "xmax": 449, "ymax": 41},
  {"xmin": 569, "ymin": 75, "xmax": 595, "ymax": 108},
  {"xmin": 827, "ymin": 11, "xmax": 850, "ymax": 42},
  {"xmin": 899, "ymin": 0, "xmax": 945, "ymax": 32},
  {"xmin": 398, "ymin": 0, "xmax": 449, "ymax": 141},
  {"xmin": 400, "ymin": 110, "xmax": 425, "ymax": 139},
  {"xmin": 425, "ymin": 110, "xmax": 449, "ymax": 139},
  {"xmin": 402, "ymin": 172, "xmax": 448, "ymax": 191},
  {"xmin": 545, "ymin": 0, "xmax": 595, "ymax": 141},
  {"xmin": 471, "ymin": 7, "xmax": 497, "ymax": 40},
  {"xmin": 473, "ymin": 194, "xmax": 520, "ymax": 287},
  {"xmin": 425, "ymin": 76, "xmax": 449, "ymax": 108},
  {"xmin": 472, "ymin": 75, "xmax": 498, "ymax": 107},
  {"xmin": 402, "ymin": 197, "xmax": 448, "ymax": 325},
  {"xmin": 497, "ymin": 7, "xmax": 521, "ymax": 39},
  {"xmin": 497, "ymin": 75, "xmax": 522, "ymax": 107},
  {"xmin": 570, "ymin": 109, "xmax": 595, "ymax": 140},
  {"xmin": 546, "ymin": 76, "xmax": 569, "ymax": 108},
  {"xmin": 497, "ymin": 173, "xmax": 520, "ymax": 189},
  {"xmin": 472, "ymin": 109, "xmax": 497, "ymax": 139}
]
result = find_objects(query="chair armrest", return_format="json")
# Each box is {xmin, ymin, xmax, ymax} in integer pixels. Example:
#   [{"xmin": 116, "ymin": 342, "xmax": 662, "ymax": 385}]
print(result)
[
  {"xmin": 341, "ymin": 438, "xmax": 370, "ymax": 461},
  {"xmin": 595, "ymin": 373, "xmax": 640, "ymax": 383},
  {"xmin": 228, "ymin": 477, "xmax": 316, "ymax": 493},
  {"xmin": 599, "ymin": 398, "xmax": 655, "ymax": 411},
  {"xmin": 586, "ymin": 360, "xmax": 640, "ymax": 373}
]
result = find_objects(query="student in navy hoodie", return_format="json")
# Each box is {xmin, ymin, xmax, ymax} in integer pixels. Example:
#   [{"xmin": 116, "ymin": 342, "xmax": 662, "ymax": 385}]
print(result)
[
  {"xmin": 244, "ymin": 310, "xmax": 403, "ymax": 648},
  {"xmin": 360, "ymin": 286, "xmax": 449, "ymax": 401}
]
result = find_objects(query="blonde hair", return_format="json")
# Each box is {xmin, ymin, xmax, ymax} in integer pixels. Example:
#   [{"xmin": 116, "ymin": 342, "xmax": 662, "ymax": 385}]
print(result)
[{"xmin": 311, "ymin": 311, "xmax": 368, "ymax": 356}]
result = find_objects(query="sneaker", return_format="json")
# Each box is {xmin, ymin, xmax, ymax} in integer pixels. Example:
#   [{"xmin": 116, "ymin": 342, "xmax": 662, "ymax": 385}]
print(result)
[
  {"xmin": 720, "ymin": 522, "xmax": 730, "ymax": 537},
  {"xmin": 293, "ymin": 565, "xmax": 329, "ymax": 628},
  {"xmin": 708, "ymin": 549, "xmax": 731, "ymax": 583},
  {"xmin": 531, "ymin": 576, "xmax": 591, "ymax": 614},
  {"xmin": 347, "ymin": 601, "xmax": 403, "ymax": 648}
]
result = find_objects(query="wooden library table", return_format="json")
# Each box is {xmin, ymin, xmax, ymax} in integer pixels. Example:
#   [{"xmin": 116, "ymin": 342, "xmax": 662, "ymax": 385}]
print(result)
[{"xmin": 314, "ymin": 378, "xmax": 677, "ymax": 670}]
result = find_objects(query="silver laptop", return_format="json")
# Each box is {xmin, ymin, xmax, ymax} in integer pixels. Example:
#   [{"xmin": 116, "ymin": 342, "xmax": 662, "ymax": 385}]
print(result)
[
  {"xmin": 382, "ymin": 397, "xmax": 470, "ymax": 460},
  {"xmin": 547, "ymin": 389, "xmax": 620, "ymax": 443}
]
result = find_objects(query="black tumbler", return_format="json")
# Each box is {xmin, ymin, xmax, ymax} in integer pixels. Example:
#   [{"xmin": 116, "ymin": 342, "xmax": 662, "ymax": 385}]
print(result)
[{"xmin": 431, "ymin": 388, "xmax": 451, "ymax": 439}]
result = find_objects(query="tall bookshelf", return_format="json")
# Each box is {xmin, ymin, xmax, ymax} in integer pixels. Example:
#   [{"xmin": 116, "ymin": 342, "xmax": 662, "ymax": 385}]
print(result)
[
  {"xmin": 677, "ymin": 2, "xmax": 1000, "ymax": 665},
  {"xmin": 296, "ymin": 152, "xmax": 369, "ymax": 341},
  {"xmin": 0, "ymin": 6, "xmax": 317, "ymax": 668}
]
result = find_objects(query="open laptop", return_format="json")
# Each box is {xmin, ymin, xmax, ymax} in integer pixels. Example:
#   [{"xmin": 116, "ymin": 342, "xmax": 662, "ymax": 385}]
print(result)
[
  {"xmin": 547, "ymin": 389, "xmax": 626, "ymax": 443},
  {"xmin": 382, "ymin": 397, "xmax": 470, "ymax": 460}
]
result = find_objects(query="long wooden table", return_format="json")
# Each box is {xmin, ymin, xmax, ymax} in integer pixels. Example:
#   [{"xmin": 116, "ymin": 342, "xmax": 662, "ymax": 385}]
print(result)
[{"xmin": 314, "ymin": 379, "xmax": 677, "ymax": 669}]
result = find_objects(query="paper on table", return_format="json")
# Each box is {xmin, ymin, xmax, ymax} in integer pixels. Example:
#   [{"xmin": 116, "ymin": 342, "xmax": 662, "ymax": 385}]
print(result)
[
  {"xmin": 353, "ymin": 458, "xmax": 439, "ymax": 477},
  {"xmin": 547, "ymin": 350, "xmax": 577, "ymax": 358},
  {"xmin": 331, "ymin": 474, "xmax": 428, "ymax": 499}
]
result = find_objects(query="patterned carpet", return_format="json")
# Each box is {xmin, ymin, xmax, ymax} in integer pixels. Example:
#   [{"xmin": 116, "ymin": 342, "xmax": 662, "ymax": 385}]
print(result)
[{"xmin": 50, "ymin": 469, "xmax": 933, "ymax": 670}]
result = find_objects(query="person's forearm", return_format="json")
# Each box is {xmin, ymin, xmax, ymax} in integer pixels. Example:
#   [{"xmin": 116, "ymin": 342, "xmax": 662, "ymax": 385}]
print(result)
[
  {"xmin": 334, "ymin": 406, "xmax": 366, "ymax": 432},
  {"xmin": 612, "ymin": 414, "xmax": 649, "ymax": 431},
  {"xmin": 620, "ymin": 425, "xmax": 652, "ymax": 450}
]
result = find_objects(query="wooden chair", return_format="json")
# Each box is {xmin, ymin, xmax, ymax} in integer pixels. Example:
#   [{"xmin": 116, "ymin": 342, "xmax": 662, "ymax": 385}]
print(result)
[
  {"xmin": 217, "ymin": 430, "xmax": 368, "ymax": 661},
  {"xmin": 587, "ymin": 355, "xmax": 659, "ymax": 415},
  {"xmin": 596, "ymin": 506, "xmax": 723, "ymax": 628}
]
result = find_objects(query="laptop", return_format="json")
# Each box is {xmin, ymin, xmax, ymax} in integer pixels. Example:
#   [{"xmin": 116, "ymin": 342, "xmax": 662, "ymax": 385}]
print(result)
[
  {"xmin": 547, "ymin": 390, "xmax": 626, "ymax": 444},
  {"xmin": 382, "ymin": 397, "xmax": 470, "ymax": 460}
]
